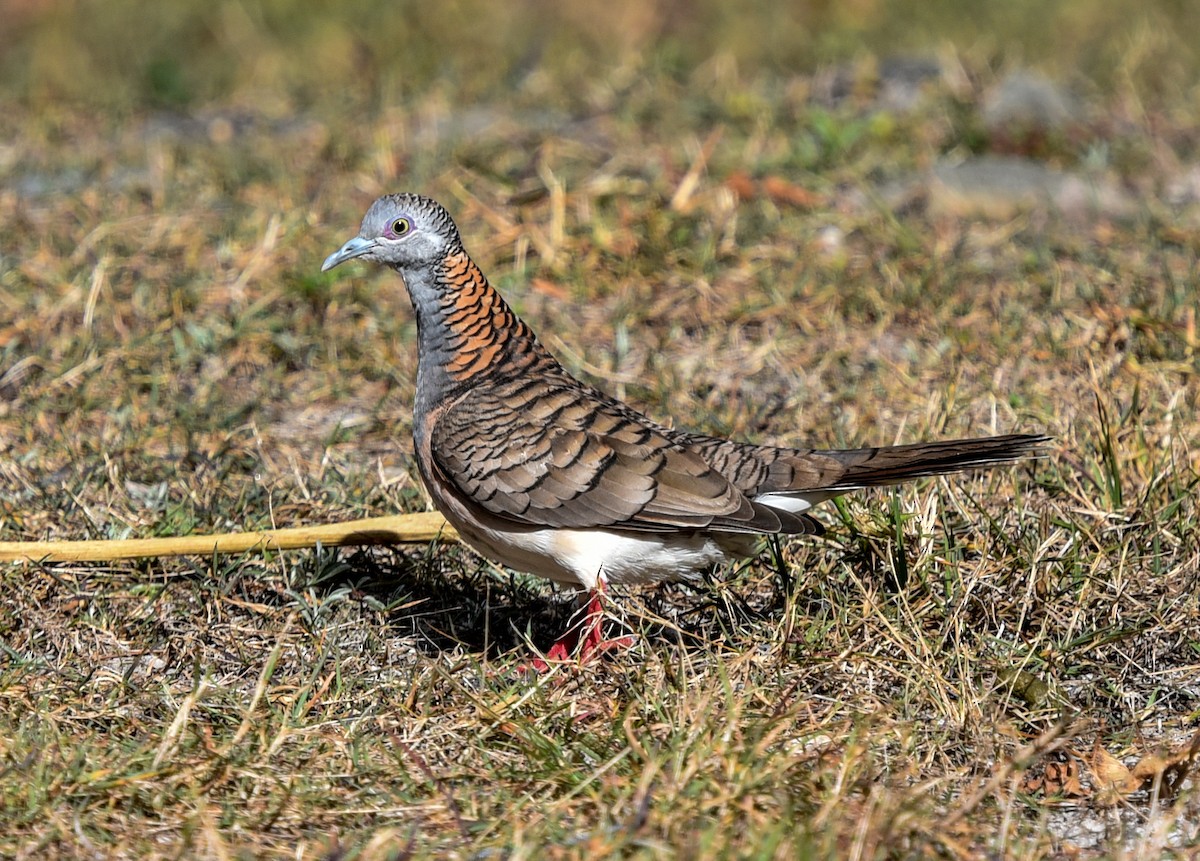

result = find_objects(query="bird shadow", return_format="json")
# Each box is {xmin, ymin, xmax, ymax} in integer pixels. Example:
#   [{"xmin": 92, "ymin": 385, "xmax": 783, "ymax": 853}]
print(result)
[
  {"xmin": 282, "ymin": 537, "xmax": 889, "ymax": 663},
  {"xmin": 290, "ymin": 544, "xmax": 807, "ymax": 661},
  {"xmin": 301, "ymin": 543, "xmax": 580, "ymax": 659}
]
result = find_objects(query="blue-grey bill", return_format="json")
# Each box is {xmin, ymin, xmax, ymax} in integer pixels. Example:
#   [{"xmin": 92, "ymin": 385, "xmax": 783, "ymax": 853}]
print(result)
[{"xmin": 322, "ymin": 236, "xmax": 376, "ymax": 272}]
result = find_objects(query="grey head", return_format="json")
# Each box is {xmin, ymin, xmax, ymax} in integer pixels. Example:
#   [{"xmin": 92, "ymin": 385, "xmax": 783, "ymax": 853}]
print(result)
[{"xmin": 322, "ymin": 193, "xmax": 462, "ymax": 274}]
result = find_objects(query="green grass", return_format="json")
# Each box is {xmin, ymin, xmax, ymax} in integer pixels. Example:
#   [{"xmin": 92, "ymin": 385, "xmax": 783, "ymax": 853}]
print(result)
[{"xmin": 3, "ymin": 0, "xmax": 1200, "ymax": 857}]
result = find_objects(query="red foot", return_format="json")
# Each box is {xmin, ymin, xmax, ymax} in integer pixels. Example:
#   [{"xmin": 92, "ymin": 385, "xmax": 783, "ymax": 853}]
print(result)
[
  {"xmin": 576, "ymin": 590, "xmax": 634, "ymax": 662},
  {"xmin": 518, "ymin": 585, "xmax": 633, "ymax": 673}
]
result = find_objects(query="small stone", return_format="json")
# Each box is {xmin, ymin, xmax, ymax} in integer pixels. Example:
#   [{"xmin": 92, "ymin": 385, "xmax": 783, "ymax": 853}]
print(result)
[
  {"xmin": 929, "ymin": 156, "xmax": 1134, "ymax": 221},
  {"xmin": 982, "ymin": 71, "xmax": 1083, "ymax": 135}
]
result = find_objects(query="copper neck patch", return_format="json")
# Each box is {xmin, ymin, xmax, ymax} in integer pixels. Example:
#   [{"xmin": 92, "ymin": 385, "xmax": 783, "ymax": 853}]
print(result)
[{"xmin": 436, "ymin": 250, "xmax": 533, "ymax": 381}]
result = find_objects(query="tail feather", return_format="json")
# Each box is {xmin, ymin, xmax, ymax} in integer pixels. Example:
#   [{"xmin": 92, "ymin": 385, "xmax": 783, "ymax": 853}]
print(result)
[{"xmin": 822, "ymin": 433, "xmax": 1050, "ymax": 491}]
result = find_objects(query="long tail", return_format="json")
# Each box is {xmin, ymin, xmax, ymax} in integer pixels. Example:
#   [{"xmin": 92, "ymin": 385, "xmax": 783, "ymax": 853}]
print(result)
[{"xmin": 822, "ymin": 433, "xmax": 1050, "ymax": 490}]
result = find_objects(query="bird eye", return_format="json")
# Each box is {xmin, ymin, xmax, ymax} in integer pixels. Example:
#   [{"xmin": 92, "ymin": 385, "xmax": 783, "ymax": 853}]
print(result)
[{"xmin": 391, "ymin": 218, "xmax": 411, "ymax": 237}]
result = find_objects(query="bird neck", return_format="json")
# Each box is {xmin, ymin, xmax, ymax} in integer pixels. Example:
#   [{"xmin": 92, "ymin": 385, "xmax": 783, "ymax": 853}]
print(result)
[{"xmin": 399, "ymin": 247, "xmax": 550, "ymax": 410}]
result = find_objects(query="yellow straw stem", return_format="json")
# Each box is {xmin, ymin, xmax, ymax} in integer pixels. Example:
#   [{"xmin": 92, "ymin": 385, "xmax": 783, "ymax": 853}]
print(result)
[{"xmin": 0, "ymin": 511, "xmax": 457, "ymax": 563}]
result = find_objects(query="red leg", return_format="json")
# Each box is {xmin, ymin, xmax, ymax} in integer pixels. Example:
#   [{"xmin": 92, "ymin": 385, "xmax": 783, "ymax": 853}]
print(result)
[
  {"xmin": 575, "ymin": 587, "xmax": 634, "ymax": 663},
  {"xmin": 575, "ymin": 589, "xmax": 605, "ymax": 661},
  {"xmin": 518, "ymin": 583, "xmax": 633, "ymax": 673}
]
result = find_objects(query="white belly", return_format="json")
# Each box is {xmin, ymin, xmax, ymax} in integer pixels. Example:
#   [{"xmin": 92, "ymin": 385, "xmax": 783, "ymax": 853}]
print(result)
[{"xmin": 452, "ymin": 517, "xmax": 754, "ymax": 591}]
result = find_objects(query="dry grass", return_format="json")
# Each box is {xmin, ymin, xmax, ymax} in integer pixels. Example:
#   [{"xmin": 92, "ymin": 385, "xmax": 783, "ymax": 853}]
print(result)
[{"xmin": 3, "ymin": 1, "xmax": 1200, "ymax": 858}]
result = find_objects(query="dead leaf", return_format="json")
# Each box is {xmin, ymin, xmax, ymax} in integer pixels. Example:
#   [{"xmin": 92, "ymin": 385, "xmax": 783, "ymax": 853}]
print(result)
[
  {"xmin": 1131, "ymin": 754, "xmax": 1171, "ymax": 787},
  {"xmin": 530, "ymin": 278, "xmax": 569, "ymax": 301},
  {"xmin": 1130, "ymin": 726, "xmax": 1200, "ymax": 801},
  {"xmin": 1085, "ymin": 736, "xmax": 1141, "ymax": 807},
  {"xmin": 724, "ymin": 170, "xmax": 757, "ymax": 201},
  {"xmin": 1021, "ymin": 755, "xmax": 1088, "ymax": 800},
  {"xmin": 1049, "ymin": 759, "xmax": 1088, "ymax": 799},
  {"xmin": 762, "ymin": 175, "xmax": 822, "ymax": 209}
]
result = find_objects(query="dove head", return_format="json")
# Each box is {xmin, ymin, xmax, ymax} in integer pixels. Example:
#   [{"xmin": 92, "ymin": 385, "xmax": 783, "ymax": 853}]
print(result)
[{"xmin": 322, "ymin": 194, "xmax": 461, "ymax": 274}]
